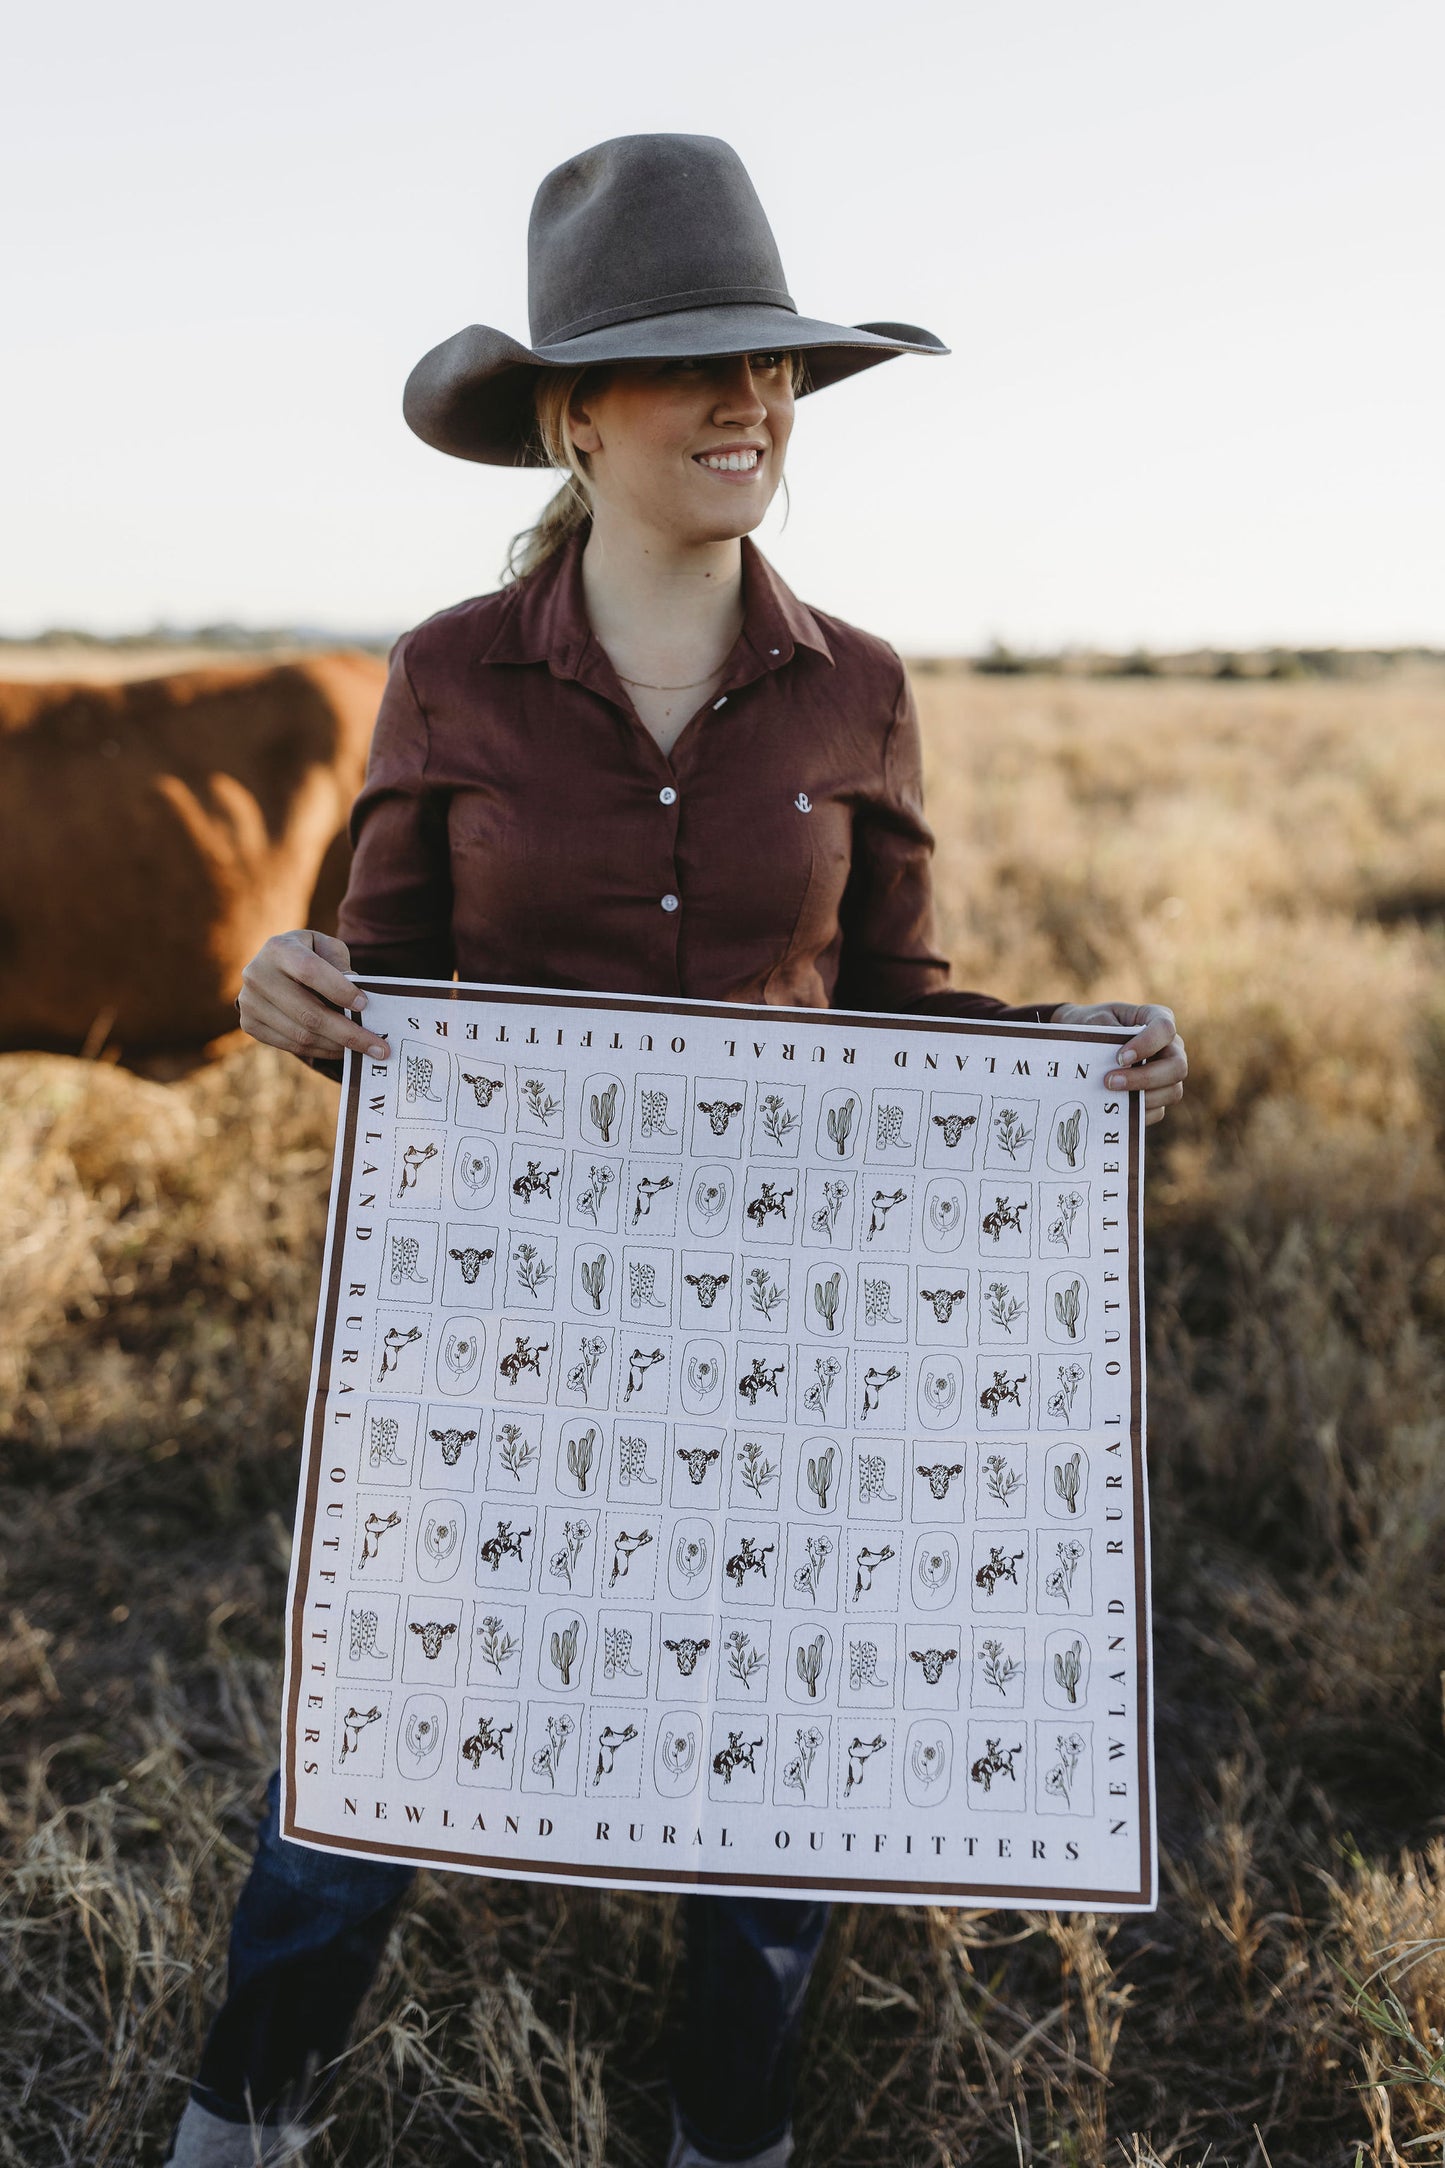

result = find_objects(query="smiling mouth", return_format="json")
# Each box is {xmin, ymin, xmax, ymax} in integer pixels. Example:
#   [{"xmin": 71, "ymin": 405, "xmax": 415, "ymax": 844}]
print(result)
[{"xmin": 693, "ymin": 448, "xmax": 764, "ymax": 476}]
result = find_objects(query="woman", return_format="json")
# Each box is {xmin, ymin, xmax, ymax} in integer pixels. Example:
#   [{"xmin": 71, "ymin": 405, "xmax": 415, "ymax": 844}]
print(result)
[{"xmin": 170, "ymin": 134, "xmax": 1187, "ymax": 2168}]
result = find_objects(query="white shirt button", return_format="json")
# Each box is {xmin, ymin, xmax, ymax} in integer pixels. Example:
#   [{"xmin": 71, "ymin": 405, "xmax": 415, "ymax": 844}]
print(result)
[
  {"xmin": 660, "ymin": 893, "xmax": 680, "ymax": 912},
  {"xmin": 769, "ymin": 647, "xmax": 780, "ymax": 656},
  {"xmin": 659, "ymin": 785, "xmax": 677, "ymax": 805}
]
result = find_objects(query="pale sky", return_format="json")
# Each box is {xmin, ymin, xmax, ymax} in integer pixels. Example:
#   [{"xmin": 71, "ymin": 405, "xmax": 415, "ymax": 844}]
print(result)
[{"xmin": 6, "ymin": 0, "xmax": 1442, "ymax": 651}]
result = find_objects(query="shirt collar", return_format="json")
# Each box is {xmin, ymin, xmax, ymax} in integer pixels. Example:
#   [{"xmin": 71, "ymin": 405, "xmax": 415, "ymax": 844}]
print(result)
[{"xmin": 476, "ymin": 520, "xmax": 836, "ymax": 681}]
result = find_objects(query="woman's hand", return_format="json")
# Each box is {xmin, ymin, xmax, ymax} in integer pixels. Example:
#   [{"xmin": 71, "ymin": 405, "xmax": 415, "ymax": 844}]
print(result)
[
  {"xmin": 236, "ymin": 930, "xmax": 392, "ymax": 1064},
  {"xmin": 1049, "ymin": 1001, "xmax": 1186, "ymax": 1127}
]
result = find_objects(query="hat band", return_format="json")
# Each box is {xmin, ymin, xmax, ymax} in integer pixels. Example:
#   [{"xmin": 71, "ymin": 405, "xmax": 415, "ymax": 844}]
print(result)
[{"xmin": 538, "ymin": 282, "xmax": 799, "ymax": 345}]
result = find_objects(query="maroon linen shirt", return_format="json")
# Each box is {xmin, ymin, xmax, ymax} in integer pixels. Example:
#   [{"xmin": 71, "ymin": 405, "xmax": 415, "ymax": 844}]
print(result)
[{"xmin": 334, "ymin": 522, "xmax": 1062, "ymax": 1028}]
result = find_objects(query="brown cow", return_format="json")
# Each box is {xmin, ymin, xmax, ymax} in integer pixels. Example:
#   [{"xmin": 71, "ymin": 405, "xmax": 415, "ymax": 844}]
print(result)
[{"xmin": 0, "ymin": 653, "xmax": 385, "ymax": 1071}]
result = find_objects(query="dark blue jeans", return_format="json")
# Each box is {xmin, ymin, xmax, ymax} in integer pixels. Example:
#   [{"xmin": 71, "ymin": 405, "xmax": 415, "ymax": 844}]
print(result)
[{"xmin": 192, "ymin": 1770, "xmax": 829, "ymax": 2160}]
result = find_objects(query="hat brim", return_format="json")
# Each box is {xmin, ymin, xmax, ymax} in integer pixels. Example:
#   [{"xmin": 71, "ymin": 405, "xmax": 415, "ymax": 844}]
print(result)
[{"xmin": 402, "ymin": 303, "xmax": 950, "ymax": 466}]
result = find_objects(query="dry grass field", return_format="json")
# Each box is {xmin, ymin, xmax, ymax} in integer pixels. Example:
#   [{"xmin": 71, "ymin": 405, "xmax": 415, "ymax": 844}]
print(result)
[{"xmin": 3, "ymin": 663, "xmax": 1445, "ymax": 2166}]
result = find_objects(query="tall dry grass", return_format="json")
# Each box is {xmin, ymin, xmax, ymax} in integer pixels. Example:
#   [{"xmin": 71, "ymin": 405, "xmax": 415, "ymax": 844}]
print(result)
[{"xmin": 2, "ymin": 664, "xmax": 1444, "ymax": 2164}]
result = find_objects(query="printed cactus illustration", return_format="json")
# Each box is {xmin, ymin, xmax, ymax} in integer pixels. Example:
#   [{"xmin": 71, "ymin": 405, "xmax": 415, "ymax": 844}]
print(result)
[
  {"xmin": 577, "ymin": 1163, "xmax": 615, "ymax": 1225},
  {"xmin": 812, "ymin": 1270, "xmax": 842, "ymax": 1332},
  {"xmin": 1055, "ymin": 1107, "xmax": 1083, "ymax": 1167},
  {"xmin": 807, "ymin": 1444, "xmax": 838, "ymax": 1510},
  {"xmin": 521, "ymin": 1077, "xmax": 561, "ymax": 1126},
  {"xmin": 1053, "ymin": 1638, "xmax": 1084, "ymax": 1704},
  {"xmin": 874, "ymin": 1101, "xmax": 905, "ymax": 1151},
  {"xmin": 759, "ymin": 1091, "xmax": 799, "ymax": 1146},
  {"xmin": 985, "ymin": 1281, "xmax": 1026, "ymax": 1334},
  {"xmin": 580, "ymin": 1254, "xmax": 607, "ymax": 1310},
  {"xmin": 826, "ymin": 1096, "xmax": 856, "ymax": 1156},
  {"xmin": 810, "ymin": 1177, "xmax": 848, "ymax": 1238},
  {"xmin": 795, "ymin": 1633, "xmax": 826, "ymax": 1698},
  {"xmin": 1048, "ymin": 1361, "xmax": 1085, "ymax": 1419},
  {"xmin": 1048, "ymin": 1192, "xmax": 1084, "ymax": 1249},
  {"xmin": 639, "ymin": 1086, "xmax": 677, "ymax": 1138},
  {"xmin": 589, "ymin": 1080, "xmax": 618, "ymax": 1141},
  {"xmin": 992, "ymin": 1106, "xmax": 1033, "ymax": 1160},
  {"xmin": 531, "ymin": 1713, "xmax": 573, "ymax": 1787},
  {"xmin": 1054, "ymin": 1277, "xmax": 1083, "ymax": 1336},
  {"xmin": 792, "ymin": 1533, "xmax": 833, "ymax": 1602},
  {"xmin": 978, "ymin": 1636, "xmax": 1022, "ymax": 1694},
  {"xmin": 549, "ymin": 1618, "xmax": 580, "ymax": 1685},
  {"xmin": 748, "ymin": 1265, "xmax": 786, "ymax": 1321},
  {"xmin": 1053, "ymin": 1450, "xmax": 1083, "ymax": 1512},
  {"xmin": 474, "ymin": 1614, "xmax": 519, "ymax": 1676},
  {"xmin": 496, "ymin": 1422, "xmax": 538, "ymax": 1480},
  {"xmin": 863, "ymin": 1277, "xmax": 901, "ymax": 1325},
  {"xmin": 565, "ymin": 1426, "xmax": 597, "ymax": 1492},
  {"xmin": 983, "ymin": 1452, "xmax": 1023, "ymax": 1508}
]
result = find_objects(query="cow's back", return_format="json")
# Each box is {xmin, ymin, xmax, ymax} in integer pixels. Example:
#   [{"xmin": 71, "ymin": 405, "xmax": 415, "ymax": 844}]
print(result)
[{"xmin": 0, "ymin": 652, "xmax": 385, "ymax": 1065}]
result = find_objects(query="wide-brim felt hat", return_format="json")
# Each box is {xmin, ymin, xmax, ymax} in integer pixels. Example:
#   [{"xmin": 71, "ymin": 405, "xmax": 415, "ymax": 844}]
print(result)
[{"xmin": 403, "ymin": 132, "xmax": 950, "ymax": 467}]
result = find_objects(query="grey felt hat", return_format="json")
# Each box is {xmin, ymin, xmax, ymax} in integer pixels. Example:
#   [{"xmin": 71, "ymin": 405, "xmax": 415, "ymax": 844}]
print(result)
[{"xmin": 402, "ymin": 132, "xmax": 950, "ymax": 466}]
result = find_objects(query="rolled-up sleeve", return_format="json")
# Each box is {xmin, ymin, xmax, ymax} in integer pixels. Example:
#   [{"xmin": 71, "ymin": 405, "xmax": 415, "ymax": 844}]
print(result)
[
  {"xmin": 335, "ymin": 636, "xmax": 456, "ymax": 983},
  {"xmin": 831, "ymin": 654, "xmax": 1063, "ymax": 1026}
]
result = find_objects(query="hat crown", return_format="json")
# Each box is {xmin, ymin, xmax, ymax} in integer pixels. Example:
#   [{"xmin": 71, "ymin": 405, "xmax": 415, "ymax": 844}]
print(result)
[{"xmin": 527, "ymin": 133, "xmax": 796, "ymax": 348}]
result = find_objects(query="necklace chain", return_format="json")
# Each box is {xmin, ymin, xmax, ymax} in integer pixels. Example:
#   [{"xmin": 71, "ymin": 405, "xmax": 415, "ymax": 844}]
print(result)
[{"xmin": 615, "ymin": 666, "xmax": 725, "ymax": 691}]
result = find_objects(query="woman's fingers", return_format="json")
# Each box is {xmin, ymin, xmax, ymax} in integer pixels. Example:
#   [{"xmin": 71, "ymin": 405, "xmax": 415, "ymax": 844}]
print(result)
[
  {"xmin": 238, "ymin": 929, "xmax": 391, "ymax": 1060},
  {"xmin": 239, "ymin": 978, "xmax": 386, "ymax": 1063}
]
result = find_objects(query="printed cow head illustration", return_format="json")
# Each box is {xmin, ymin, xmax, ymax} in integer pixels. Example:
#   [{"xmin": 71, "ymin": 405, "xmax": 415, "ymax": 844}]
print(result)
[
  {"xmin": 909, "ymin": 1646, "xmax": 959, "ymax": 1686},
  {"xmin": 684, "ymin": 1271, "xmax": 730, "ymax": 1309},
  {"xmin": 408, "ymin": 1619, "xmax": 458, "ymax": 1661},
  {"xmin": 914, "ymin": 1462, "xmax": 965, "ymax": 1501},
  {"xmin": 696, "ymin": 1099, "xmax": 743, "ymax": 1137},
  {"xmin": 663, "ymin": 1636, "xmax": 711, "ymax": 1677}
]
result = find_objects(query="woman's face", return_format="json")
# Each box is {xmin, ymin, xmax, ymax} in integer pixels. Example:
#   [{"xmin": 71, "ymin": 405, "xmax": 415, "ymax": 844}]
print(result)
[{"xmin": 567, "ymin": 351, "xmax": 795, "ymax": 543}]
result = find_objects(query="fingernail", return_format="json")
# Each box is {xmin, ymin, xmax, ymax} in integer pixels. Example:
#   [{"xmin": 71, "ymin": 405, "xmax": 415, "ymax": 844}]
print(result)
[
  {"xmin": 369, "ymin": 1043, "xmax": 389, "ymax": 1059},
  {"xmin": 1107, "ymin": 1071, "xmax": 1125, "ymax": 1087},
  {"xmin": 354, "ymin": 992, "xmax": 367, "ymax": 1008}
]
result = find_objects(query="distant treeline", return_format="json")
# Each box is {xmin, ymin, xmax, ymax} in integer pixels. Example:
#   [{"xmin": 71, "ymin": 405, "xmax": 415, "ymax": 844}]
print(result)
[{"xmin": 2, "ymin": 625, "xmax": 1441, "ymax": 679}]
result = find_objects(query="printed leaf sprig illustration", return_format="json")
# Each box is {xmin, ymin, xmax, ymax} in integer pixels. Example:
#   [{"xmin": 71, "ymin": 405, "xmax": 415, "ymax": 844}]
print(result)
[
  {"xmin": 726, "ymin": 1628, "xmax": 766, "ymax": 1690},
  {"xmin": 747, "ymin": 1265, "xmax": 785, "ymax": 1322},
  {"xmin": 993, "ymin": 1106, "xmax": 1033, "ymax": 1160},
  {"xmin": 577, "ymin": 1164, "xmax": 615, "ymax": 1225},
  {"xmin": 983, "ymin": 1452, "xmax": 1023, "ymax": 1508},
  {"xmin": 531, "ymin": 1713, "xmax": 573, "ymax": 1788},
  {"xmin": 792, "ymin": 1533, "xmax": 833, "ymax": 1603},
  {"xmin": 475, "ymin": 1614, "xmax": 519, "ymax": 1676},
  {"xmin": 795, "ymin": 1633, "xmax": 826, "ymax": 1698},
  {"xmin": 1054, "ymin": 1638, "xmax": 1084, "ymax": 1703},
  {"xmin": 985, "ymin": 1281, "xmax": 1025, "ymax": 1334},
  {"xmin": 737, "ymin": 1439, "xmax": 778, "ymax": 1500},
  {"xmin": 522, "ymin": 1077, "xmax": 561, "ymax": 1126},
  {"xmin": 1054, "ymin": 1277, "xmax": 1083, "ymax": 1336},
  {"xmin": 760, "ymin": 1092, "xmax": 799, "ymax": 1146},
  {"xmin": 1045, "ymin": 1731, "xmax": 1086, "ymax": 1806},
  {"xmin": 810, "ymin": 1177, "xmax": 848, "ymax": 1238},
  {"xmin": 549, "ymin": 1618, "xmax": 580, "ymax": 1685},
  {"xmin": 812, "ymin": 1270, "xmax": 841, "ymax": 1332},
  {"xmin": 1053, "ymin": 1450, "xmax": 1083, "ymax": 1512},
  {"xmin": 496, "ymin": 1422, "xmax": 538, "ymax": 1481},
  {"xmin": 514, "ymin": 1241, "xmax": 552, "ymax": 1297},
  {"xmin": 589, "ymin": 1080, "xmax": 618, "ymax": 1141},
  {"xmin": 826, "ymin": 1096, "xmax": 857, "ymax": 1156},
  {"xmin": 565, "ymin": 1426, "xmax": 597, "ymax": 1492},
  {"xmin": 807, "ymin": 1444, "xmax": 838, "ymax": 1510},
  {"xmin": 1048, "ymin": 1361, "xmax": 1085, "ymax": 1419},
  {"xmin": 782, "ymin": 1724, "xmax": 824, "ymax": 1798},
  {"xmin": 1049, "ymin": 1192, "xmax": 1084, "ymax": 1250},
  {"xmin": 979, "ymin": 1636, "xmax": 1022, "ymax": 1694},
  {"xmin": 1055, "ymin": 1108, "xmax": 1083, "ymax": 1167},
  {"xmin": 1045, "ymin": 1537, "xmax": 1085, "ymax": 1604}
]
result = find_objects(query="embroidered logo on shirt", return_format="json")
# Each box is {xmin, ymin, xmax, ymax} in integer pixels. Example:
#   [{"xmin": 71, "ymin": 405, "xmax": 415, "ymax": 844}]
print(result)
[{"xmin": 794, "ymin": 792, "xmax": 812, "ymax": 814}]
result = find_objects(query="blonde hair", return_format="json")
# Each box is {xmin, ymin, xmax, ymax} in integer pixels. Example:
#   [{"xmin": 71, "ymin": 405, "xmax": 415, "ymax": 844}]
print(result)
[{"xmin": 502, "ymin": 350, "xmax": 809, "ymax": 583}]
